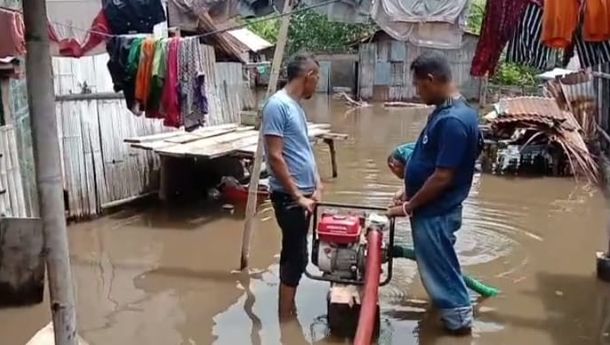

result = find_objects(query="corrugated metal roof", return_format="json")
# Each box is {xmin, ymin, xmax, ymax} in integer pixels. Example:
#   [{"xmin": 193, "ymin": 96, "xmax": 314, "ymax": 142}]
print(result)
[
  {"xmin": 227, "ymin": 28, "xmax": 273, "ymax": 53},
  {"xmin": 497, "ymin": 96, "xmax": 565, "ymax": 120}
]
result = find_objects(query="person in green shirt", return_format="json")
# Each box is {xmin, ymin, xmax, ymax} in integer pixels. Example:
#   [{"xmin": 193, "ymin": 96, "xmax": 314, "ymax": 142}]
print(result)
[
  {"xmin": 387, "ymin": 142, "xmax": 416, "ymax": 205},
  {"xmin": 387, "ymin": 142, "xmax": 416, "ymax": 179}
]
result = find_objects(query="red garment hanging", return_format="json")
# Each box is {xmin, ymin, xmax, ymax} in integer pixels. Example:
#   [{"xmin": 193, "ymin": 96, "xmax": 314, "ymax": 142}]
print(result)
[
  {"xmin": 470, "ymin": 0, "xmax": 529, "ymax": 76},
  {"xmin": 0, "ymin": 7, "xmax": 110, "ymax": 58}
]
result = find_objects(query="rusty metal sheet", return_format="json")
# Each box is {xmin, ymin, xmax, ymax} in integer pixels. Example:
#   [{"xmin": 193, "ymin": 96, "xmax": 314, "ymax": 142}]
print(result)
[{"xmin": 497, "ymin": 97, "xmax": 565, "ymax": 120}]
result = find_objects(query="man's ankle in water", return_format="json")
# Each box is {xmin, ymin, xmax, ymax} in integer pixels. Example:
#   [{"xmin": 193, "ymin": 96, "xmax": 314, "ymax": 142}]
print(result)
[{"xmin": 279, "ymin": 283, "xmax": 298, "ymax": 321}]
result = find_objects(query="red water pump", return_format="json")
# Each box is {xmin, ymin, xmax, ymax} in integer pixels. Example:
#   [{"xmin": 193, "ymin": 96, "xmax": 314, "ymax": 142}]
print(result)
[{"xmin": 305, "ymin": 202, "xmax": 396, "ymax": 340}]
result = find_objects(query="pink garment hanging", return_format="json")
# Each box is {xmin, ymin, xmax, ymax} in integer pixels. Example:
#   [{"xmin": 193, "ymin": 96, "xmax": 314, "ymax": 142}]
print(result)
[
  {"xmin": 0, "ymin": 7, "xmax": 110, "ymax": 58},
  {"xmin": 0, "ymin": 10, "xmax": 25, "ymax": 57},
  {"xmin": 162, "ymin": 37, "xmax": 182, "ymax": 128}
]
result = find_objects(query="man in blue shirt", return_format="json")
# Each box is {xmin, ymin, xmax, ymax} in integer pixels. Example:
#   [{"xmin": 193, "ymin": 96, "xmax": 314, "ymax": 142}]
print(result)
[
  {"xmin": 262, "ymin": 53, "xmax": 322, "ymax": 320},
  {"xmin": 387, "ymin": 52, "xmax": 482, "ymax": 335}
]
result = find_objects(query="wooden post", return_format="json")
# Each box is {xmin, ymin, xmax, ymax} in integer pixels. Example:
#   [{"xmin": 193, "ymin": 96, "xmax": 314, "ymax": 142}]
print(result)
[
  {"xmin": 479, "ymin": 75, "xmax": 488, "ymax": 108},
  {"xmin": 324, "ymin": 138, "xmax": 338, "ymax": 178},
  {"xmin": 240, "ymin": 0, "xmax": 293, "ymax": 270},
  {"xmin": 22, "ymin": 1, "xmax": 78, "ymax": 344}
]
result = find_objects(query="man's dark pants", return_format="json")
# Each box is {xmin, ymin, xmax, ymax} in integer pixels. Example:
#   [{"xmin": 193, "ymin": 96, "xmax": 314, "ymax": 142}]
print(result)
[{"xmin": 271, "ymin": 192, "xmax": 311, "ymax": 287}]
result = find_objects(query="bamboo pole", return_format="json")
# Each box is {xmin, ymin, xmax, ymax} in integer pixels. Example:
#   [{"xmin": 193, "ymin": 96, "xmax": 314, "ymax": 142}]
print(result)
[
  {"xmin": 23, "ymin": 1, "xmax": 78, "ymax": 344},
  {"xmin": 240, "ymin": 0, "xmax": 293, "ymax": 270}
]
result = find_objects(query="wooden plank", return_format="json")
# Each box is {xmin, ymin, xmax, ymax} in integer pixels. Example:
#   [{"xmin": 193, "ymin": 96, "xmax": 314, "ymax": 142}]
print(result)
[
  {"xmin": 133, "ymin": 125, "xmax": 248, "ymax": 151},
  {"xmin": 90, "ymin": 100, "xmax": 109, "ymax": 207},
  {"xmin": 79, "ymin": 100, "xmax": 98, "ymax": 216},
  {"xmin": 0, "ymin": 150, "xmax": 6, "ymax": 215},
  {"xmin": 0, "ymin": 127, "xmax": 18, "ymax": 216},
  {"xmin": 358, "ymin": 43, "xmax": 376, "ymax": 100},
  {"xmin": 0, "ymin": 129, "xmax": 9, "ymax": 215},
  {"xmin": 7, "ymin": 127, "xmax": 26, "ymax": 217},
  {"xmin": 164, "ymin": 124, "xmax": 240, "ymax": 144},
  {"xmin": 124, "ymin": 130, "xmax": 182, "ymax": 144},
  {"xmin": 374, "ymin": 62, "xmax": 391, "ymax": 86},
  {"xmin": 60, "ymin": 101, "xmax": 87, "ymax": 218},
  {"xmin": 390, "ymin": 41, "xmax": 406, "ymax": 62},
  {"xmin": 124, "ymin": 123, "xmax": 237, "ymax": 144},
  {"xmin": 154, "ymin": 124, "xmax": 332, "ymax": 158},
  {"xmin": 157, "ymin": 129, "xmax": 259, "ymax": 158},
  {"xmin": 198, "ymin": 134, "xmax": 260, "ymax": 159},
  {"xmin": 236, "ymin": 128, "xmax": 333, "ymax": 155}
]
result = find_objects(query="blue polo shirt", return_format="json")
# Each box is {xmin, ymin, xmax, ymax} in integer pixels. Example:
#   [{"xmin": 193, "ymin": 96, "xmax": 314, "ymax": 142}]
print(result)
[{"xmin": 405, "ymin": 99, "xmax": 481, "ymax": 218}]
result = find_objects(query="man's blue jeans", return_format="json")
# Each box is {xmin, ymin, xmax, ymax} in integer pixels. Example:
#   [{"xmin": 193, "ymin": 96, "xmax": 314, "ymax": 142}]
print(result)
[{"xmin": 411, "ymin": 206, "xmax": 473, "ymax": 330}]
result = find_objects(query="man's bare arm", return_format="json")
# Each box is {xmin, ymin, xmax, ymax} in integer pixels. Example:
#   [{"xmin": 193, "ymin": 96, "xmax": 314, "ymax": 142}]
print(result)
[
  {"xmin": 265, "ymin": 135, "xmax": 302, "ymax": 199},
  {"xmin": 407, "ymin": 167, "xmax": 455, "ymax": 211}
]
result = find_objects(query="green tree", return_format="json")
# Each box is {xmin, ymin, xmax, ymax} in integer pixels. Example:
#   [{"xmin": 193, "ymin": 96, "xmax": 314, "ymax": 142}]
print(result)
[
  {"xmin": 247, "ymin": 18, "xmax": 280, "ymax": 43},
  {"xmin": 286, "ymin": 10, "xmax": 375, "ymax": 55},
  {"xmin": 248, "ymin": 9, "xmax": 375, "ymax": 55}
]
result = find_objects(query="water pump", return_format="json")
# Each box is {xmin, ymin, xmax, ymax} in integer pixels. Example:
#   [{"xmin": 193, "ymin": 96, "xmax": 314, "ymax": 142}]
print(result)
[{"xmin": 305, "ymin": 202, "xmax": 396, "ymax": 339}]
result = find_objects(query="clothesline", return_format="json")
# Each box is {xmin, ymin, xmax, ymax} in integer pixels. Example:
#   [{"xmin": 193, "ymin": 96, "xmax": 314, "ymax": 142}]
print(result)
[{"xmin": 0, "ymin": 0, "xmax": 342, "ymax": 41}]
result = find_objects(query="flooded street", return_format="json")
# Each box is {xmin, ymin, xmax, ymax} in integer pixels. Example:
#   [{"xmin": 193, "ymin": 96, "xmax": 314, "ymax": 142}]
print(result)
[{"xmin": 1, "ymin": 96, "xmax": 609, "ymax": 345}]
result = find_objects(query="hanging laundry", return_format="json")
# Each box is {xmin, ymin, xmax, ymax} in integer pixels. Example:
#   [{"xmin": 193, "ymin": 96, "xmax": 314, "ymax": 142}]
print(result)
[
  {"xmin": 541, "ymin": 0, "xmax": 580, "ymax": 49},
  {"xmin": 103, "ymin": 0, "xmax": 166, "ymax": 35},
  {"xmin": 302, "ymin": 0, "xmax": 371, "ymax": 24},
  {"xmin": 135, "ymin": 38, "xmax": 156, "ymax": 116},
  {"xmin": 506, "ymin": 3, "xmax": 555, "ymax": 71},
  {"xmin": 179, "ymin": 37, "xmax": 209, "ymax": 131},
  {"xmin": 371, "ymin": 0, "xmax": 470, "ymax": 49},
  {"xmin": 377, "ymin": 0, "xmax": 469, "ymax": 23},
  {"xmin": 147, "ymin": 39, "xmax": 169, "ymax": 117},
  {"xmin": 0, "ymin": 6, "xmax": 111, "ymax": 58},
  {"xmin": 470, "ymin": 0, "xmax": 529, "ymax": 76},
  {"xmin": 0, "ymin": 9, "xmax": 25, "ymax": 57},
  {"xmin": 163, "ymin": 38, "xmax": 182, "ymax": 128},
  {"xmin": 573, "ymin": 28, "xmax": 610, "ymax": 68},
  {"xmin": 106, "ymin": 36, "xmax": 142, "ymax": 111},
  {"xmin": 47, "ymin": 0, "xmax": 109, "ymax": 57},
  {"xmin": 584, "ymin": 0, "xmax": 610, "ymax": 42}
]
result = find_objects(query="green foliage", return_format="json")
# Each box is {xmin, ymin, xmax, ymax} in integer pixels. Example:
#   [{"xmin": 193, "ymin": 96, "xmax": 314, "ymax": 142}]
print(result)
[
  {"xmin": 491, "ymin": 62, "xmax": 538, "ymax": 86},
  {"xmin": 247, "ymin": 18, "xmax": 280, "ymax": 43},
  {"xmin": 248, "ymin": 9, "xmax": 375, "ymax": 55},
  {"xmin": 286, "ymin": 10, "xmax": 375, "ymax": 55},
  {"xmin": 467, "ymin": 0, "xmax": 486, "ymax": 34}
]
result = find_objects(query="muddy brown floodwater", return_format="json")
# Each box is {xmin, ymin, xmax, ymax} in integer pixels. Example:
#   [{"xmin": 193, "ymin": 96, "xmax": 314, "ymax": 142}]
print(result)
[{"xmin": 1, "ymin": 96, "xmax": 610, "ymax": 345}]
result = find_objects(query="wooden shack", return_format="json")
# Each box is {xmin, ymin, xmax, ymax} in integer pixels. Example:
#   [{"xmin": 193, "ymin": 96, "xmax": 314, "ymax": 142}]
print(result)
[{"xmin": 357, "ymin": 30, "xmax": 481, "ymax": 101}]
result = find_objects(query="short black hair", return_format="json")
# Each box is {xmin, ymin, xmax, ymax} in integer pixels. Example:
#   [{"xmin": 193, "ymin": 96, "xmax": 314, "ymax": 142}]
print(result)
[
  {"xmin": 286, "ymin": 52, "xmax": 319, "ymax": 82},
  {"xmin": 409, "ymin": 52, "xmax": 452, "ymax": 83}
]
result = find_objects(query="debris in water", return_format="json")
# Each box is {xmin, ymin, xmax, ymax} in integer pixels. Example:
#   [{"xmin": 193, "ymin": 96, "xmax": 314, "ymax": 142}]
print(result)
[
  {"xmin": 222, "ymin": 204, "xmax": 235, "ymax": 214},
  {"xmin": 333, "ymin": 91, "xmax": 370, "ymax": 108},
  {"xmin": 481, "ymin": 95, "xmax": 599, "ymax": 184},
  {"xmin": 555, "ymin": 290, "xmax": 564, "ymax": 296}
]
